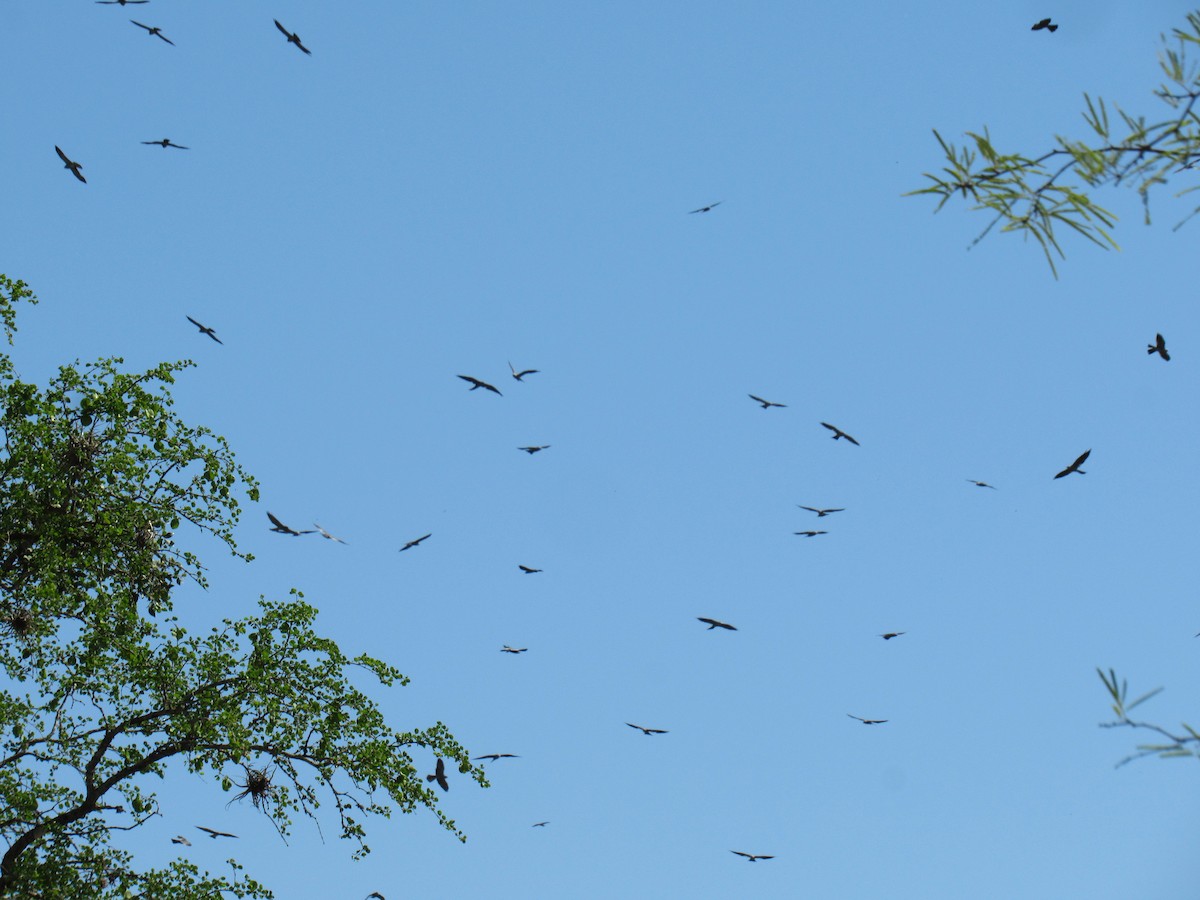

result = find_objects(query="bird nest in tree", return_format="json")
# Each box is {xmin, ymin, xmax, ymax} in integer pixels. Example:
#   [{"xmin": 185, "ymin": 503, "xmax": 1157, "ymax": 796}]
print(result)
[
  {"xmin": 230, "ymin": 766, "xmax": 275, "ymax": 811},
  {"xmin": 1, "ymin": 606, "xmax": 35, "ymax": 640}
]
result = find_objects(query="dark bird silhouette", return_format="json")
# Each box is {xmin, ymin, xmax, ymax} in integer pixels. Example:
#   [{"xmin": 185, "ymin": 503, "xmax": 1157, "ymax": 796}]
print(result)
[
  {"xmin": 426, "ymin": 757, "xmax": 449, "ymax": 792},
  {"xmin": 731, "ymin": 851, "xmax": 774, "ymax": 862},
  {"xmin": 97, "ymin": 0, "xmax": 148, "ymax": 5},
  {"xmin": 689, "ymin": 201, "xmax": 722, "ymax": 214},
  {"xmin": 794, "ymin": 531, "xmax": 827, "ymax": 537},
  {"xmin": 626, "ymin": 723, "xmax": 667, "ymax": 735},
  {"xmin": 1053, "ymin": 449, "xmax": 1091, "ymax": 479},
  {"xmin": 55, "ymin": 146, "xmax": 86, "ymax": 183},
  {"xmin": 879, "ymin": 632, "xmax": 906, "ymax": 640},
  {"xmin": 798, "ymin": 506, "xmax": 843, "ymax": 517},
  {"xmin": 820, "ymin": 422, "xmax": 860, "ymax": 445},
  {"xmin": 748, "ymin": 394, "xmax": 786, "ymax": 409},
  {"xmin": 142, "ymin": 138, "xmax": 188, "ymax": 149},
  {"xmin": 966, "ymin": 479, "xmax": 997, "ymax": 489},
  {"xmin": 267, "ymin": 512, "xmax": 315, "ymax": 536},
  {"xmin": 518, "ymin": 445, "xmax": 550, "ymax": 455},
  {"xmin": 366, "ymin": 893, "xmax": 386, "ymax": 900},
  {"xmin": 532, "ymin": 821, "xmax": 549, "ymax": 827},
  {"xmin": 509, "ymin": 361, "xmax": 539, "ymax": 381},
  {"xmin": 697, "ymin": 617, "xmax": 736, "ymax": 631},
  {"xmin": 458, "ymin": 374, "xmax": 502, "ymax": 396},
  {"xmin": 500, "ymin": 645, "xmax": 528, "ymax": 654},
  {"xmin": 518, "ymin": 565, "xmax": 542, "ymax": 574},
  {"xmin": 474, "ymin": 753, "xmax": 519, "ymax": 761},
  {"xmin": 195, "ymin": 826, "xmax": 238, "ymax": 839},
  {"xmin": 1148, "ymin": 333, "xmax": 1170, "ymax": 360},
  {"xmin": 848, "ymin": 714, "xmax": 887, "ymax": 725},
  {"xmin": 1031, "ymin": 18, "xmax": 1058, "ymax": 32},
  {"xmin": 131, "ymin": 20, "xmax": 174, "ymax": 44},
  {"xmin": 274, "ymin": 19, "xmax": 311, "ymax": 54},
  {"xmin": 170, "ymin": 835, "xmax": 191, "ymax": 846},
  {"xmin": 398, "ymin": 533, "xmax": 432, "ymax": 552},
  {"xmin": 313, "ymin": 523, "xmax": 347, "ymax": 544},
  {"xmin": 186, "ymin": 315, "xmax": 222, "ymax": 344}
]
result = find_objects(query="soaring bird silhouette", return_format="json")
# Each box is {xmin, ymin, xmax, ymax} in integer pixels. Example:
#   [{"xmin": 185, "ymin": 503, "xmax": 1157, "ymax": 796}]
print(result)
[
  {"xmin": 966, "ymin": 479, "xmax": 997, "ymax": 489},
  {"xmin": 55, "ymin": 146, "xmax": 86, "ymax": 183},
  {"xmin": 267, "ymin": 512, "xmax": 315, "ymax": 536},
  {"xmin": 518, "ymin": 445, "xmax": 550, "ymax": 454},
  {"xmin": 689, "ymin": 201, "xmax": 722, "ymax": 214},
  {"xmin": 820, "ymin": 422, "xmax": 860, "ymax": 445},
  {"xmin": 274, "ymin": 19, "xmax": 311, "ymax": 54},
  {"xmin": 313, "ymin": 523, "xmax": 347, "ymax": 544},
  {"xmin": 500, "ymin": 645, "xmax": 528, "ymax": 654},
  {"xmin": 1054, "ymin": 449, "xmax": 1091, "ymax": 479},
  {"xmin": 170, "ymin": 835, "xmax": 191, "ymax": 846},
  {"xmin": 532, "ymin": 821, "xmax": 550, "ymax": 827},
  {"xmin": 458, "ymin": 374, "xmax": 502, "ymax": 395},
  {"xmin": 1148, "ymin": 333, "xmax": 1170, "ymax": 360},
  {"xmin": 130, "ymin": 20, "xmax": 174, "ymax": 44},
  {"xmin": 97, "ymin": 0, "xmax": 149, "ymax": 5},
  {"xmin": 794, "ymin": 531, "xmax": 827, "ymax": 538},
  {"xmin": 195, "ymin": 826, "xmax": 238, "ymax": 839},
  {"xmin": 731, "ymin": 851, "xmax": 774, "ymax": 862},
  {"xmin": 848, "ymin": 714, "xmax": 887, "ymax": 725},
  {"xmin": 626, "ymin": 723, "xmax": 667, "ymax": 735},
  {"xmin": 186, "ymin": 315, "xmax": 222, "ymax": 344},
  {"xmin": 748, "ymin": 394, "xmax": 786, "ymax": 409},
  {"xmin": 798, "ymin": 506, "xmax": 844, "ymax": 517},
  {"xmin": 1031, "ymin": 18, "xmax": 1058, "ymax": 32},
  {"xmin": 142, "ymin": 138, "xmax": 188, "ymax": 149},
  {"xmin": 509, "ymin": 362, "xmax": 539, "ymax": 381},
  {"xmin": 697, "ymin": 617, "xmax": 736, "ymax": 631},
  {"xmin": 426, "ymin": 757, "xmax": 448, "ymax": 792},
  {"xmin": 474, "ymin": 753, "xmax": 519, "ymax": 761},
  {"xmin": 879, "ymin": 632, "xmax": 906, "ymax": 640},
  {"xmin": 518, "ymin": 565, "xmax": 543, "ymax": 574},
  {"xmin": 366, "ymin": 893, "xmax": 386, "ymax": 900},
  {"xmin": 398, "ymin": 533, "xmax": 432, "ymax": 552}
]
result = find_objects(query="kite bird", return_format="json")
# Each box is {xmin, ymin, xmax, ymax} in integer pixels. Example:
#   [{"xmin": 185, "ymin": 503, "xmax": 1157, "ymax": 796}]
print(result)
[
  {"xmin": 170, "ymin": 835, "xmax": 191, "ymax": 846},
  {"xmin": 518, "ymin": 445, "xmax": 550, "ymax": 454},
  {"xmin": 366, "ymin": 893, "xmax": 386, "ymax": 900},
  {"xmin": 130, "ymin": 20, "xmax": 174, "ymax": 44},
  {"xmin": 55, "ymin": 146, "xmax": 86, "ymax": 183},
  {"xmin": 966, "ymin": 479, "xmax": 997, "ymax": 489},
  {"xmin": 458, "ymin": 374, "xmax": 502, "ymax": 396},
  {"xmin": 426, "ymin": 758, "xmax": 449, "ymax": 792},
  {"xmin": 798, "ymin": 506, "xmax": 843, "ymax": 517},
  {"xmin": 748, "ymin": 394, "xmax": 786, "ymax": 409},
  {"xmin": 626, "ymin": 723, "xmax": 668, "ymax": 735},
  {"xmin": 195, "ymin": 826, "xmax": 238, "ymax": 839},
  {"xmin": 274, "ymin": 19, "xmax": 311, "ymax": 54},
  {"xmin": 474, "ymin": 753, "xmax": 519, "ymax": 761},
  {"xmin": 97, "ymin": 0, "xmax": 149, "ymax": 4},
  {"xmin": 501, "ymin": 645, "xmax": 528, "ymax": 654},
  {"xmin": 313, "ymin": 523, "xmax": 347, "ymax": 544},
  {"xmin": 1053, "ymin": 449, "xmax": 1091, "ymax": 479},
  {"xmin": 820, "ymin": 422, "xmax": 860, "ymax": 445},
  {"xmin": 509, "ymin": 362, "xmax": 539, "ymax": 381},
  {"xmin": 1031, "ymin": 18, "xmax": 1058, "ymax": 32},
  {"xmin": 142, "ymin": 138, "xmax": 188, "ymax": 149},
  {"xmin": 1147, "ymin": 333, "xmax": 1170, "ymax": 361},
  {"xmin": 697, "ymin": 617, "xmax": 736, "ymax": 631},
  {"xmin": 731, "ymin": 851, "xmax": 774, "ymax": 862},
  {"xmin": 186, "ymin": 315, "xmax": 222, "ymax": 344},
  {"xmin": 794, "ymin": 531, "xmax": 827, "ymax": 538},
  {"xmin": 848, "ymin": 714, "xmax": 887, "ymax": 725},
  {"xmin": 689, "ymin": 201, "xmax": 722, "ymax": 214},
  {"xmin": 398, "ymin": 533, "xmax": 432, "ymax": 552},
  {"xmin": 879, "ymin": 632, "xmax": 906, "ymax": 640},
  {"xmin": 532, "ymin": 821, "xmax": 549, "ymax": 827},
  {"xmin": 518, "ymin": 565, "xmax": 543, "ymax": 574},
  {"xmin": 267, "ymin": 512, "xmax": 314, "ymax": 536}
]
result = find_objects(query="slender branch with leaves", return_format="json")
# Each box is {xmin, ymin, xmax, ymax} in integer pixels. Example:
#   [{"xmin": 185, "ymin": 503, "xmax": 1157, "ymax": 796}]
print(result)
[{"xmin": 1096, "ymin": 668, "xmax": 1199, "ymax": 768}]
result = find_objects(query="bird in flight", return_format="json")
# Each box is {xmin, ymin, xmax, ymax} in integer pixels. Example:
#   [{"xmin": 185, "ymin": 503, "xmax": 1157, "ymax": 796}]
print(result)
[
  {"xmin": 398, "ymin": 533, "xmax": 432, "ymax": 552},
  {"xmin": 509, "ymin": 362, "xmax": 539, "ymax": 381},
  {"xmin": 518, "ymin": 445, "xmax": 550, "ymax": 455},
  {"xmin": 748, "ymin": 394, "xmax": 786, "ymax": 409},
  {"xmin": 458, "ymin": 374, "xmax": 502, "ymax": 395},
  {"xmin": 1053, "ymin": 449, "xmax": 1091, "ymax": 479},
  {"xmin": 626, "ymin": 723, "xmax": 668, "ymax": 735},
  {"xmin": 518, "ymin": 565, "xmax": 543, "ymax": 574},
  {"xmin": 731, "ymin": 851, "xmax": 774, "ymax": 862},
  {"xmin": 131, "ymin": 20, "xmax": 174, "ymax": 44},
  {"xmin": 697, "ymin": 617, "xmax": 736, "ymax": 631},
  {"xmin": 500, "ymin": 645, "xmax": 528, "ymax": 654},
  {"xmin": 820, "ymin": 422, "xmax": 860, "ymax": 445},
  {"xmin": 97, "ymin": 0, "xmax": 148, "ymax": 5},
  {"xmin": 196, "ymin": 826, "xmax": 238, "ymax": 839},
  {"xmin": 267, "ymin": 512, "xmax": 315, "ymax": 536},
  {"xmin": 848, "ymin": 714, "xmax": 887, "ymax": 725},
  {"xmin": 170, "ymin": 835, "xmax": 191, "ymax": 846},
  {"xmin": 532, "ymin": 821, "xmax": 550, "ymax": 827},
  {"xmin": 966, "ymin": 479, "xmax": 997, "ymax": 490},
  {"xmin": 426, "ymin": 758, "xmax": 449, "ymax": 792},
  {"xmin": 366, "ymin": 893, "xmax": 386, "ymax": 900},
  {"xmin": 55, "ymin": 146, "xmax": 86, "ymax": 183},
  {"xmin": 313, "ymin": 523, "xmax": 347, "ymax": 544},
  {"xmin": 274, "ymin": 19, "xmax": 311, "ymax": 54},
  {"xmin": 689, "ymin": 201, "xmax": 722, "ymax": 214},
  {"xmin": 474, "ymin": 753, "xmax": 519, "ymax": 761},
  {"xmin": 1147, "ymin": 333, "xmax": 1170, "ymax": 361},
  {"xmin": 879, "ymin": 632, "xmax": 906, "ymax": 640},
  {"xmin": 186, "ymin": 315, "xmax": 222, "ymax": 344},
  {"xmin": 794, "ymin": 530, "xmax": 827, "ymax": 538},
  {"xmin": 1031, "ymin": 18, "xmax": 1058, "ymax": 32},
  {"xmin": 797, "ymin": 506, "xmax": 843, "ymax": 517},
  {"xmin": 142, "ymin": 138, "xmax": 188, "ymax": 149}
]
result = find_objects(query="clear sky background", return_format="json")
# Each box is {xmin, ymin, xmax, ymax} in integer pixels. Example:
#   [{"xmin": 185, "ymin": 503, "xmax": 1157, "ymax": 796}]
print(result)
[{"xmin": 4, "ymin": 2, "xmax": 1199, "ymax": 898}]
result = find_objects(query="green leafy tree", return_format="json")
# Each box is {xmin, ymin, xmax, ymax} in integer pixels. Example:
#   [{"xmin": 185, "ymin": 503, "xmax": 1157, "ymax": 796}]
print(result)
[
  {"xmin": 909, "ymin": 11, "xmax": 1200, "ymax": 276},
  {"xmin": 0, "ymin": 275, "xmax": 483, "ymax": 898}
]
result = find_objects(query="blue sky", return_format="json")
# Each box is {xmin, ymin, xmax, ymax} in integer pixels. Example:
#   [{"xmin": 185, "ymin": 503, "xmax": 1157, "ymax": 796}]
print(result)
[{"xmin": 4, "ymin": 2, "xmax": 1199, "ymax": 898}]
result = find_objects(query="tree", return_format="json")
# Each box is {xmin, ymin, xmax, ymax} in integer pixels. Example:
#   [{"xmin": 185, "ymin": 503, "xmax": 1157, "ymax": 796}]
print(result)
[
  {"xmin": 0, "ymin": 275, "xmax": 483, "ymax": 898},
  {"xmin": 908, "ymin": 11, "xmax": 1200, "ymax": 277}
]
